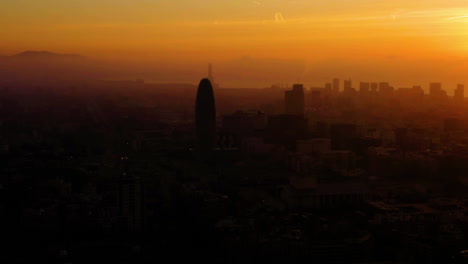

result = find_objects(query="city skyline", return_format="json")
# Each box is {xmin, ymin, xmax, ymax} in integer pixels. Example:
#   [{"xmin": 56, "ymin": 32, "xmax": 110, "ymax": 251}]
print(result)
[{"xmin": 5, "ymin": 2, "xmax": 468, "ymax": 263}]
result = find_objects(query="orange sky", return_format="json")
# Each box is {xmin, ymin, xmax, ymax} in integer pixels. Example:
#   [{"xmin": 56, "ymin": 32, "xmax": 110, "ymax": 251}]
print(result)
[{"xmin": 2, "ymin": 0, "xmax": 468, "ymax": 88}]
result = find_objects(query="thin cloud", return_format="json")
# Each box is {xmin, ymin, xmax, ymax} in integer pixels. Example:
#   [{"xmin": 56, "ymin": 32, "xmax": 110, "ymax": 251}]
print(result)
[
  {"xmin": 446, "ymin": 15, "xmax": 468, "ymax": 20},
  {"xmin": 187, "ymin": 8, "xmax": 468, "ymax": 27},
  {"xmin": 350, "ymin": 8, "xmax": 468, "ymax": 22},
  {"xmin": 275, "ymin": 12, "xmax": 285, "ymax": 24}
]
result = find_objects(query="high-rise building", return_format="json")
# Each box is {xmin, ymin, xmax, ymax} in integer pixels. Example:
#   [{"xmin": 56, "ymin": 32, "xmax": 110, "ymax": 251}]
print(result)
[
  {"xmin": 455, "ymin": 84, "xmax": 464, "ymax": 101},
  {"xmin": 265, "ymin": 114, "xmax": 308, "ymax": 148},
  {"xmin": 310, "ymin": 90, "xmax": 322, "ymax": 108},
  {"xmin": 429, "ymin": 82, "xmax": 442, "ymax": 96},
  {"xmin": 330, "ymin": 123, "xmax": 357, "ymax": 150},
  {"xmin": 196, "ymin": 78, "xmax": 216, "ymax": 152},
  {"xmin": 343, "ymin": 79, "xmax": 355, "ymax": 96},
  {"xmin": 429, "ymin": 82, "xmax": 448, "ymax": 102},
  {"xmin": 378, "ymin": 82, "xmax": 394, "ymax": 98},
  {"xmin": 285, "ymin": 84, "xmax": 305, "ymax": 115},
  {"xmin": 344, "ymin": 79, "xmax": 352, "ymax": 91},
  {"xmin": 117, "ymin": 156, "xmax": 143, "ymax": 232},
  {"xmin": 333, "ymin": 78, "xmax": 340, "ymax": 92},
  {"xmin": 222, "ymin": 110, "xmax": 267, "ymax": 138},
  {"xmin": 120, "ymin": 174, "xmax": 143, "ymax": 232},
  {"xmin": 359, "ymin": 82, "xmax": 370, "ymax": 93}
]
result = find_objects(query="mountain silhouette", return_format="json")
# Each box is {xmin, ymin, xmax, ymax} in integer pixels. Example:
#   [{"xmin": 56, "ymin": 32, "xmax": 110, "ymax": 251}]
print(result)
[
  {"xmin": 11, "ymin": 51, "xmax": 84, "ymax": 59},
  {"xmin": 0, "ymin": 51, "xmax": 97, "ymax": 86}
]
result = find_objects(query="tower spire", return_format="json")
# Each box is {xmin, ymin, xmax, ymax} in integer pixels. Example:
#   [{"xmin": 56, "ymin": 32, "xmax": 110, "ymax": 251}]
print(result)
[{"xmin": 208, "ymin": 63, "xmax": 214, "ymax": 84}]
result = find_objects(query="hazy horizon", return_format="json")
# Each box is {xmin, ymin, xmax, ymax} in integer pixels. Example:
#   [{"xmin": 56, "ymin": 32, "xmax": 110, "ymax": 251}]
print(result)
[
  {"xmin": 1, "ymin": 50, "xmax": 467, "ymax": 91},
  {"xmin": 3, "ymin": 1, "xmax": 468, "ymax": 89}
]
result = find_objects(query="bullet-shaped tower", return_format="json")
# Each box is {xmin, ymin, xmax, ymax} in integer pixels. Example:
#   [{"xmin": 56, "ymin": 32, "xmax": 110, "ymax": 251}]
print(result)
[{"xmin": 195, "ymin": 78, "xmax": 216, "ymax": 152}]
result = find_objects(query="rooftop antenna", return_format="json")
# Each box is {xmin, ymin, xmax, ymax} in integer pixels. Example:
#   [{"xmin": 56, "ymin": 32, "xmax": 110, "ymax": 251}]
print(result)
[{"xmin": 208, "ymin": 63, "xmax": 213, "ymax": 81}]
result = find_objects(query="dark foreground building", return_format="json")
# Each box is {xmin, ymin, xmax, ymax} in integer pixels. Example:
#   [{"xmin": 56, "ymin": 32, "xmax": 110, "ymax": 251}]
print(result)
[{"xmin": 196, "ymin": 78, "xmax": 216, "ymax": 152}]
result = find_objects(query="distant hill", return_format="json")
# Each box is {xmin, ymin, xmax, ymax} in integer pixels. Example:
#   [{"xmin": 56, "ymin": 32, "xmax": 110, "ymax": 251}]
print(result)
[
  {"xmin": 11, "ymin": 51, "xmax": 84, "ymax": 59},
  {"xmin": 0, "ymin": 51, "xmax": 97, "ymax": 86}
]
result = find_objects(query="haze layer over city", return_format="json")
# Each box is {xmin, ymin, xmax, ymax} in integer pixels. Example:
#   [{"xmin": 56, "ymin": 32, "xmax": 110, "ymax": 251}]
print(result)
[{"xmin": 3, "ymin": 0, "xmax": 468, "ymax": 87}]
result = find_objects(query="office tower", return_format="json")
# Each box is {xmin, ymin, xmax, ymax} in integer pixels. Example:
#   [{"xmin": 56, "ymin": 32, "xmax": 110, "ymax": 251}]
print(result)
[
  {"xmin": 222, "ymin": 110, "xmax": 267, "ymax": 138},
  {"xmin": 310, "ymin": 90, "xmax": 322, "ymax": 108},
  {"xmin": 359, "ymin": 82, "xmax": 370, "ymax": 93},
  {"xmin": 330, "ymin": 123, "xmax": 357, "ymax": 150},
  {"xmin": 455, "ymin": 84, "xmax": 464, "ymax": 101},
  {"xmin": 285, "ymin": 84, "xmax": 305, "ymax": 115},
  {"xmin": 429, "ymin": 82, "xmax": 442, "ymax": 96},
  {"xmin": 378, "ymin": 82, "xmax": 389, "ymax": 90},
  {"xmin": 333, "ymin": 78, "xmax": 340, "ymax": 92},
  {"xmin": 429, "ymin": 82, "xmax": 448, "ymax": 102},
  {"xmin": 378, "ymin": 82, "xmax": 394, "ymax": 98},
  {"xmin": 120, "ymin": 174, "xmax": 143, "ymax": 232},
  {"xmin": 344, "ymin": 79, "xmax": 352, "ymax": 91},
  {"xmin": 343, "ymin": 79, "xmax": 356, "ymax": 97},
  {"xmin": 265, "ymin": 114, "xmax": 308, "ymax": 148},
  {"xmin": 196, "ymin": 78, "xmax": 216, "ymax": 151}
]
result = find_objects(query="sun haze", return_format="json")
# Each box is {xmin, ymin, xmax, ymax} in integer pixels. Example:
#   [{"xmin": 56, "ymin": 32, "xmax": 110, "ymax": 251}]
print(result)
[{"xmin": 2, "ymin": 0, "xmax": 468, "ymax": 87}]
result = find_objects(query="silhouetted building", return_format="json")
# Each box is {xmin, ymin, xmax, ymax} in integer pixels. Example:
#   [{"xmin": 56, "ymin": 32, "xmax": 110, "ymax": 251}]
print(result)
[
  {"xmin": 396, "ymin": 86, "xmax": 424, "ymax": 104},
  {"xmin": 310, "ymin": 90, "xmax": 322, "ymax": 109},
  {"xmin": 119, "ymin": 174, "xmax": 143, "ymax": 232},
  {"xmin": 359, "ymin": 82, "xmax": 370, "ymax": 101},
  {"xmin": 333, "ymin": 78, "xmax": 340, "ymax": 92},
  {"xmin": 222, "ymin": 110, "xmax": 267, "ymax": 138},
  {"xmin": 330, "ymin": 123, "xmax": 357, "ymax": 150},
  {"xmin": 196, "ymin": 78, "xmax": 216, "ymax": 152},
  {"xmin": 265, "ymin": 114, "xmax": 308, "ymax": 148},
  {"xmin": 285, "ymin": 84, "xmax": 305, "ymax": 115},
  {"xmin": 444, "ymin": 118, "xmax": 462, "ymax": 132},
  {"xmin": 296, "ymin": 138, "xmax": 331, "ymax": 154},
  {"xmin": 455, "ymin": 84, "xmax": 464, "ymax": 101},
  {"xmin": 429, "ymin": 82, "xmax": 448, "ymax": 103},
  {"xmin": 359, "ymin": 82, "xmax": 370, "ymax": 93},
  {"xmin": 430, "ymin": 82, "xmax": 442, "ymax": 96},
  {"xmin": 344, "ymin": 79, "xmax": 354, "ymax": 95},
  {"xmin": 379, "ymin": 82, "xmax": 394, "ymax": 98}
]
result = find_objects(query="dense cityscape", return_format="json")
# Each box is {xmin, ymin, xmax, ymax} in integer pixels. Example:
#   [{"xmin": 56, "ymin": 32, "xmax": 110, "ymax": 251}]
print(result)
[{"xmin": 2, "ymin": 55, "xmax": 468, "ymax": 263}]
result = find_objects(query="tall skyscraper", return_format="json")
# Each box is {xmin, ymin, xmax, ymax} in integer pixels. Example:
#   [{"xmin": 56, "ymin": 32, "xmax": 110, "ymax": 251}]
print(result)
[
  {"xmin": 429, "ymin": 82, "xmax": 448, "ymax": 102},
  {"xmin": 285, "ymin": 84, "xmax": 305, "ymax": 115},
  {"xmin": 455, "ymin": 84, "xmax": 464, "ymax": 101},
  {"xmin": 429, "ymin": 82, "xmax": 442, "ymax": 96},
  {"xmin": 196, "ymin": 78, "xmax": 216, "ymax": 152},
  {"xmin": 343, "ymin": 79, "xmax": 355, "ymax": 96},
  {"xmin": 378, "ymin": 82, "xmax": 394, "ymax": 98},
  {"xmin": 344, "ymin": 79, "xmax": 352, "ymax": 91},
  {"xmin": 120, "ymin": 174, "xmax": 143, "ymax": 232},
  {"xmin": 333, "ymin": 78, "xmax": 340, "ymax": 92},
  {"xmin": 359, "ymin": 82, "xmax": 370, "ymax": 93}
]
